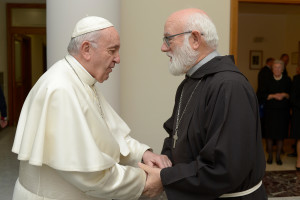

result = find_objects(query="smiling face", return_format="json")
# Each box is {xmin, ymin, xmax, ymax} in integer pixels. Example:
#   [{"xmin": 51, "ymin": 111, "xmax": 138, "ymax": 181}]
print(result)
[{"xmin": 89, "ymin": 27, "xmax": 120, "ymax": 83}]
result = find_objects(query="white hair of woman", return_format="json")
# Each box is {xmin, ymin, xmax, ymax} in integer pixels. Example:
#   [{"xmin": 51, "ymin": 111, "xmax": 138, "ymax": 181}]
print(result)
[{"xmin": 272, "ymin": 59, "xmax": 284, "ymax": 70}]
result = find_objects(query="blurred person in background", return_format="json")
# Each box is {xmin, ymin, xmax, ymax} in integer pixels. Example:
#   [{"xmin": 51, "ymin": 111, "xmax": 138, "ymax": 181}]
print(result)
[
  {"xmin": 258, "ymin": 60, "xmax": 291, "ymax": 165},
  {"xmin": 290, "ymin": 65, "xmax": 300, "ymax": 170},
  {"xmin": 280, "ymin": 53, "xmax": 289, "ymax": 77},
  {"xmin": 257, "ymin": 57, "xmax": 274, "ymax": 138},
  {"xmin": 0, "ymin": 87, "xmax": 8, "ymax": 128}
]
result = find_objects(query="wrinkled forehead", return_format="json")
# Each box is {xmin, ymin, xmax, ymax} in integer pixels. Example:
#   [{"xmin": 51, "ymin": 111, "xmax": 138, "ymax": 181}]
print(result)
[
  {"xmin": 101, "ymin": 27, "xmax": 119, "ymax": 37},
  {"xmin": 99, "ymin": 27, "xmax": 120, "ymax": 47}
]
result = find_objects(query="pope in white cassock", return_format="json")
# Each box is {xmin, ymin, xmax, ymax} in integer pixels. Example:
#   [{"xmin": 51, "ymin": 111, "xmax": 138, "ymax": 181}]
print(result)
[{"xmin": 11, "ymin": 16, "xmax": 171, "ymax": 200}]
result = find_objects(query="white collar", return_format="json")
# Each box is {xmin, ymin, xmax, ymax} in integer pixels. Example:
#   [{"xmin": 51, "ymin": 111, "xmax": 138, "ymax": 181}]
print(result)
[{"xmin": 187, "ymin": 50, "xmax": 220, "ymax": 77}]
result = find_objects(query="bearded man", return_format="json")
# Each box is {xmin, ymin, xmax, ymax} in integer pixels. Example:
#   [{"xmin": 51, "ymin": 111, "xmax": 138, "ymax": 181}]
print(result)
[{"xmin": 139, "ymin": 8, "xmax": 267, "ymax": 200}]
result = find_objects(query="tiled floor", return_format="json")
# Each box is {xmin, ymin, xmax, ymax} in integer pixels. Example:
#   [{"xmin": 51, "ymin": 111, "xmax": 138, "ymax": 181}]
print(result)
[
  {"xmin": 262, "ymin": 139, "xmax": 300, "ymax": 200},
  {"xmin": 0, "ymin": 127, "xmax": 299, "ymax": 200},
  {"xmin": 0, "ymin": 127, "xmax": 19, "ymax": 200},
  {"xmin": 264, "ymin": 170, "xmax": 300, "ymax": 198}
]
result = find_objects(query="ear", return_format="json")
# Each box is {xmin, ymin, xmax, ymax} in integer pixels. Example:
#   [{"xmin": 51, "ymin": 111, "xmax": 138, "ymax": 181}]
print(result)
[
  {"xmin": 80, "ymin": 41, "xmax": 92, "ymax": 61},
  {"xmin": 189, "ymin": 31, "xmax": 202, "ymax": 50}
]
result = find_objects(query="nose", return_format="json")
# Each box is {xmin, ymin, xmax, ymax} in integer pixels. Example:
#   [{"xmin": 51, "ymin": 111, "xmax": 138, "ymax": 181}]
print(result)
[
  {"xmin": 114, "ymin": 53, "xmax": 120, "ymax": 64},
  {"xmin": 161, "ymin": 42, "xmax": 169, "ymax": 52}
]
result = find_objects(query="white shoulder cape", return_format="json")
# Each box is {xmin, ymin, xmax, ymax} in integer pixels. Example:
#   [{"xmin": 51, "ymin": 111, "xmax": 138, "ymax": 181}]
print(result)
[{"xmin": 12, "ymin": 55, "xmax": 133, "ymax": 172}]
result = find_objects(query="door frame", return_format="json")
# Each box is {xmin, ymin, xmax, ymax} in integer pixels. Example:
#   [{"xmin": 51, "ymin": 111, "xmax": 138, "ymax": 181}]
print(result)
[
  {"xmin": 6, "ymin": 3, "xmax": 46, "ymax": 125},
  {"xmin": 230, "ymin": 0, "xmax": 300, "ymax": 61},
  {"xmin": 12, "ymin": 34, "xmax": 32, "ymax": 125}
]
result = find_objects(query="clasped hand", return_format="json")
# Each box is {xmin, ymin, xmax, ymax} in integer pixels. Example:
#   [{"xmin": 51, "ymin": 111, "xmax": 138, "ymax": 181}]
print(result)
[
  {"xmin": 140, "ymin": 151, "xmax": 172, "ymax": 198},
  {"xmin": 269, "ymin": 92, "xmax": 289, "ymax": 101},
  {"xmin": 0, "ymin": 119, "xmax": 7, "ymax": 128}
]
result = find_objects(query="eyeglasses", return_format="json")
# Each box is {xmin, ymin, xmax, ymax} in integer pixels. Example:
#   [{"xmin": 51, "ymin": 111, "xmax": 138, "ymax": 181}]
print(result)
[{"xmin": 163, "ymin": 31, "xmax": 192, "ymax": 47}]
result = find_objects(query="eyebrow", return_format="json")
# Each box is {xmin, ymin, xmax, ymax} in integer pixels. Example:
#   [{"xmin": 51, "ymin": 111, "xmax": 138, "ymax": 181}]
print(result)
[{"xmin": 108, "ymin": 44, "xmax": 120, "ymax": 49}]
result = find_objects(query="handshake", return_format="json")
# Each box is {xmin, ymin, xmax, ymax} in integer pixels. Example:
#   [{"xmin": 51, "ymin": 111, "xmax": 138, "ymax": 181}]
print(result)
[{"xmin": 139, "ymin": 151, "xmax": 172, "ymax": 198}]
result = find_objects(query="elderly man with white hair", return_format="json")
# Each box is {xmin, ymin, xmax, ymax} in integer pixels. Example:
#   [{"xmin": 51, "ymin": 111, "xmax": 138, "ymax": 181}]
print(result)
[
  {"xmin": 139, "ymin": 8, "xmax": 267, "ymax": 200},
  {"xmin": 12, "ymin": 16, "xmax": 171, "ymax": 200}
]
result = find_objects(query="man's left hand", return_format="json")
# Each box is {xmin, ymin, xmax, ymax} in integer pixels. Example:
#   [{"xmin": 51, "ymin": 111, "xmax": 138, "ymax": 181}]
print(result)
[{"xmin": 142, "ymin": 150, "xmax": 172, "ymax": 169}]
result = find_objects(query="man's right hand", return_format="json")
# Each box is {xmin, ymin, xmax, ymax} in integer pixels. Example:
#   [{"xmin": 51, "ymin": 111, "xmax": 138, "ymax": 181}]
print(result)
[{"xmin": 139, "ymin": 163, "xmax": 163, "ymax": 198}]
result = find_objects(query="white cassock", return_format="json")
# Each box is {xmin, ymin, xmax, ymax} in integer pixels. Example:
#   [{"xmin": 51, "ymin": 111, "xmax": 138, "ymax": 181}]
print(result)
[{"xmin": 12, "ymin": 55, "xmax": 149, "ymax": 200}]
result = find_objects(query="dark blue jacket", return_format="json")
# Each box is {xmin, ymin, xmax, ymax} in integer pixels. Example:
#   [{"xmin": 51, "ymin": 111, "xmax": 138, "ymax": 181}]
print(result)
[{"xmin": 0, "ymin": 87, "xmax": 7, "ymax": 118}]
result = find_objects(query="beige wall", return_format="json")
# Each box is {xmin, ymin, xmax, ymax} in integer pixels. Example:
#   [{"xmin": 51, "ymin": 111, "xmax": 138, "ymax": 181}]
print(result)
[
  {"xmin": 286, "ymin": 14, "xmax": 300, "ymax": 75},
  {"xmin": 120, "ymin": 0, "xmax": 231, "ymax": 153},
  {"xmin": 238, "ymin": 13, "xmax": 300, "ymax": 91}
]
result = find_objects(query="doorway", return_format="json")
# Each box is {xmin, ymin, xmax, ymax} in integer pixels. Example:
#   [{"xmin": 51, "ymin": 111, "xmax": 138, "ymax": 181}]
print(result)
[
  {"xmin": 6, "ymin": 4, "xmax": 46, "ymax": 126},
  {"xmin": 12, "ymin": 34, "xmax": 32, "ymax": 121},
  {"xmin": 230, "ymin": 0, "xmax": 300, "ymax": 158}
]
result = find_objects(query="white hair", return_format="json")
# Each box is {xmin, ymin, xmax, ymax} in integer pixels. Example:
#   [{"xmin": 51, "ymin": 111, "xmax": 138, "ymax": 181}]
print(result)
[
  {"xmin": 272, "ymin": 60, "xmax": 284, "ymax": 70},
  {"xmin": 168, "ymin": 35, "xmax": 199, "ymax": 76},
  {"xmin": 67, "ymin": 30, "xmax": 101, "ymax": 55},
  {"xmin": 185, "ymin": 12, "xmax": 219, "ymax": 50}
]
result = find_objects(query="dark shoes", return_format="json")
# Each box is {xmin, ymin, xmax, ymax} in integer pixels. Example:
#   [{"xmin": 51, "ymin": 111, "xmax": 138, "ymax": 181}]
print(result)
[
  {"xmin": 267, "ymin": 157, "xmax": 273, "ymax": 164},
  {"xmin": 267, "ymin": 155, "xmax": 283, "ymax": 165},
  {"xmin": 276, "ymin": 159, "xmax": 283, "ymax": 165}
]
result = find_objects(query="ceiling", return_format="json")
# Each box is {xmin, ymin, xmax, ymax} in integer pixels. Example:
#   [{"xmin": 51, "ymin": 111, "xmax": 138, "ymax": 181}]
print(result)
[{"xmin": 239, "ymin": 2, "xmax": 300, "ymax": 15}]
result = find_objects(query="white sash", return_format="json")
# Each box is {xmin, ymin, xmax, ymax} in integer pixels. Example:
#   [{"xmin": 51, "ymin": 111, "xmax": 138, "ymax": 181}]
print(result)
[{"xmin": 219, "ymin": 180, "xmax": 262, "ymax": 198}]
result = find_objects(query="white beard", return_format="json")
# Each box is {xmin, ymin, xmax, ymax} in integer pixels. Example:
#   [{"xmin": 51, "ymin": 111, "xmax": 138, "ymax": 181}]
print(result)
[{"xmin": 168, "ymin": 40, "xmax": 199, "ymax": 76}]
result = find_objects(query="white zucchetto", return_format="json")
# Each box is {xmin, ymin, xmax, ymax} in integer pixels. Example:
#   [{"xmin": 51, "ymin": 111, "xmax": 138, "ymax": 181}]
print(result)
[{"xmin": 72, "ymin": 16, "xmax": 114, "ymax": 38}]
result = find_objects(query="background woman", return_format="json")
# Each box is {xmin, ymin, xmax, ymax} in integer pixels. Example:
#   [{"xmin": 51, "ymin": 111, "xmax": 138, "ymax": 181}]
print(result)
[
  {"xmin": 291, "ymin": 66, "xmax": 300, "ymax": 170},
  {"xmin": 258, "ymin": 60, "xmax": 291, "ymax": 165}
]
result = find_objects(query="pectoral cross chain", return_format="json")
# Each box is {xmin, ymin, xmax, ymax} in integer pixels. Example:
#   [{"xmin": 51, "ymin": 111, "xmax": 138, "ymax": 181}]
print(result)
[
  {"xmin": 173, "ymin": 130, "xmax": 178, "ymax": 148},
  {"xmin": 172, "ymin": 79, "xmax": 202, "ymax": 149}
]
